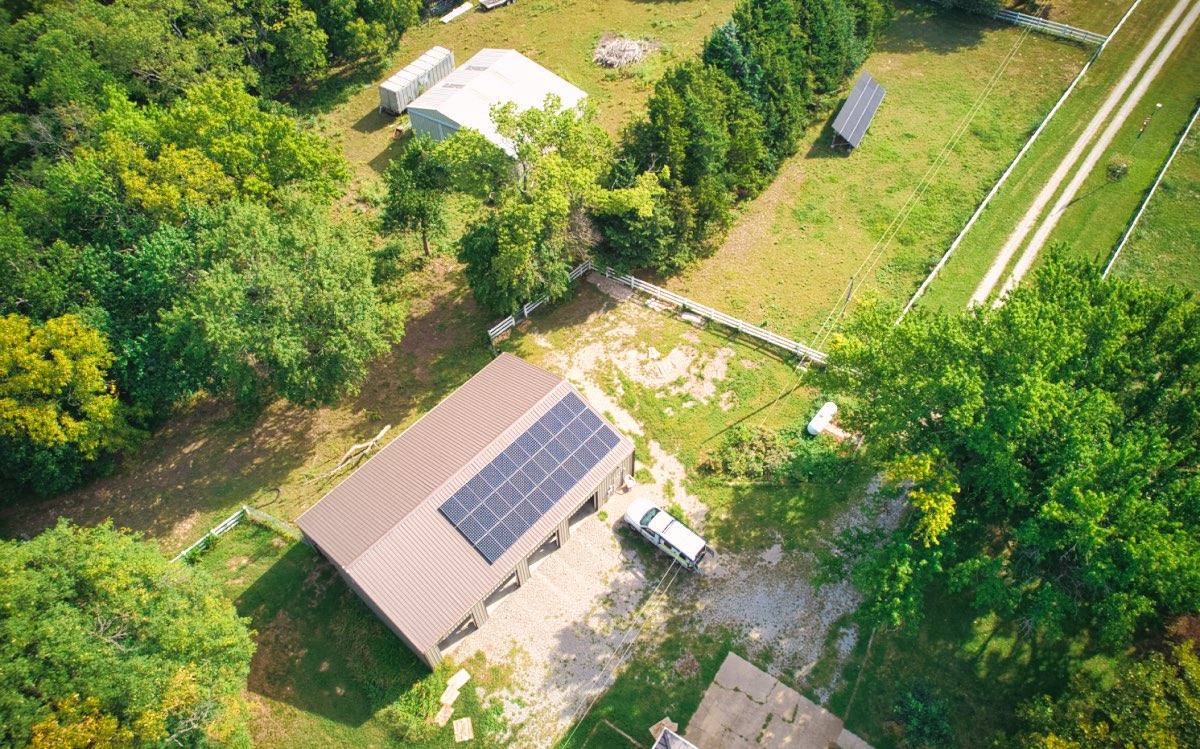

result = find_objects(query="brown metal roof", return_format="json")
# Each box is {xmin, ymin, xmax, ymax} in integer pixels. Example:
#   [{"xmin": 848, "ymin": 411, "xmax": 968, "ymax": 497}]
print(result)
[{"xmin": 296, "ymin": 353, "xmax": 634, "ymax": 654}]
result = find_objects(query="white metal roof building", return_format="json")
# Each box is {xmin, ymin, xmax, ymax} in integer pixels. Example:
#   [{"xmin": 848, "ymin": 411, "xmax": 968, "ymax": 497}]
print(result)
[{"xmin": 406, "ymin": 49, "xmax": 587, "ymax": 154}]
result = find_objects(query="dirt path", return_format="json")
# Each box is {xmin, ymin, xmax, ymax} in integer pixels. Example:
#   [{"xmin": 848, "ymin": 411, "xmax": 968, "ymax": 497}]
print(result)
[
  {"xmin": 969, "ymin": 0, "xmax": 1195, "ymax": 306},
  {"xmin": 997, "ymin": 0, "xmax": 1200, "ymax": 300}
]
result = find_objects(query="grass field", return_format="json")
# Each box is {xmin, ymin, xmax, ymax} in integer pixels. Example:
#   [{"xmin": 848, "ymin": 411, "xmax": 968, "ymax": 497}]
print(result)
[
  {"xmin": 310, "ymin": 0, "xmax": 738, "ymax": 184},
  {"xmin": 1108, "ymin": 125, "xmax": 1200, "ymax": 287},
  {"xmin": 655, "ymin": 0, "xmax": 1088, "ymax": 342},
  {"xmin": 918, "ymin": 0, "xmax": 1195, "ymax": 311},
  {"xmin": 193, "ymin": 521, "xmax": 508, "ymax": 749}
]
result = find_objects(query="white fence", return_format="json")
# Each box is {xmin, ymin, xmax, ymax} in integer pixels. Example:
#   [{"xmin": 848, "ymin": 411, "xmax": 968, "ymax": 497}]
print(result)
[
  {"xmin": 486, "ymin": 261, "xmax": 593, "ymax": 340},
  {"xmin": 994, "ymin": 10, "xmax": 1107, "ymax": 45},
  {"xmin": 486, "ymin": 261, "xmax": 829, "ymax": 363},
  {"xmin": 170, "ymin": 507, "xmax": 246, "ymax": 563},
  {"xmin": 598, "ymin": 267, "xmax": 828, "ymax": 363},
  {"xmin": 170, "ymin": 505, "xmax": 309, "ymax": 563}
]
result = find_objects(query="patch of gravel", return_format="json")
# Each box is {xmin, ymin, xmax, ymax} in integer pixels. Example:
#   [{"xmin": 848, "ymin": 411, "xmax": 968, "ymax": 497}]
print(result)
[{"xmin": 450, "ymin": 299, "xmax": 907, "ymax": 744}]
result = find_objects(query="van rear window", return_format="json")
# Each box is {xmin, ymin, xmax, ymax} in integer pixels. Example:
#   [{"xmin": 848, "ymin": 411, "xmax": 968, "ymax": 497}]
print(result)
[{"xmin": 640, "ymin": 508, "xmax": 659, "ymax": 526}]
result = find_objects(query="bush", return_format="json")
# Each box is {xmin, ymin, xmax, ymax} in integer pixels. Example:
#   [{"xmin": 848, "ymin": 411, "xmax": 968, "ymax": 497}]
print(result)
[
  {"xmin": 894, "ymin": 685, "xmax": 953, "ymax": 748},
  {"xmin": 1107, "ymin": 153, "xmax": 1131, "ymax": 182},
  {"xmin": 379, "ymin": 669, "xmax": 448, "ymax": 742},
  {"xmin": 699, "ymin": 424, "xmax": 845, "ymax": 482}
]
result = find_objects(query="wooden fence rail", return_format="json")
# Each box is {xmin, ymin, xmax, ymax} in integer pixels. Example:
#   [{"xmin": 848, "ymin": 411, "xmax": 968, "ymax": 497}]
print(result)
[
  {"xmin": 170, "ymin": 507, "xmax": 246, "ymax": 563},
  {"xmin": 486, "ymin": 261, "xmax": 828, "ymax": 363},
  {"xmin": 994, "ymin": 10, "xmax": 1107, "ymax": 45},
  {"xmin": 598, "ymin": 267, "xmax": 828, "ymax": 363}
]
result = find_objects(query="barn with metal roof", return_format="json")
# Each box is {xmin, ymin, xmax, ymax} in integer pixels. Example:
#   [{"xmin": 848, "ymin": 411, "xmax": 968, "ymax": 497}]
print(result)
[
  {"xmin": 296, "ymin": 353, "xmax": 635, "ymax": 667},
  {"xmin": 405, "ymin": 48, "xmax": 587, "ymax": 155}
]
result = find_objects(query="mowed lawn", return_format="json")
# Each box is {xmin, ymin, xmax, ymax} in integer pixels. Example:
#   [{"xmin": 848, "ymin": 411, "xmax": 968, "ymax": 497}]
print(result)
[
  {"xmin": 660, "ymin": 0, "xmax": 1088, "ymax": 342},
  {"xmin": 194, "ymin": 522, "xmax": 508, "ymax": 749},
  {"xmin": 1109, "ymin": 125, "xmax": 1200, "ymax": 288},
  {"xmin": 919, "ymin": 0, "xmax": 1186, "ymax": 311}
]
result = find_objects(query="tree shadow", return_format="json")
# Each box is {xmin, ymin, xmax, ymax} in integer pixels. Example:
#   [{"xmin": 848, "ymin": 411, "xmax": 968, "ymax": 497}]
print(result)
[
  {"xmin": 874, "ymin": 1, "xmax": 989, "ymax": 56},
  {"xmin": 285, "ymin": 59, "xmax": 390, "ymax": 116},
  {"xmin": 0, "ymin": 400, "xmax": 322, "ymax": 545},
  {"xmin": 234, "ymin": 541, "xmax": 426, "ymax": 726}
]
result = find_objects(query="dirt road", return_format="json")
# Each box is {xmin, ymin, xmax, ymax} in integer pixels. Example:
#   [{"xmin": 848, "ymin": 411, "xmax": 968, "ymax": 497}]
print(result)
[{"xmin": 969, "ymin": 0, "xmax": 1197, "ymax": 306}]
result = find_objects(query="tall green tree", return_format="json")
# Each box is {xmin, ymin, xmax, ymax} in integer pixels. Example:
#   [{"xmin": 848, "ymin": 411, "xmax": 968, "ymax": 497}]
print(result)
[
  {"xmin": 1019, "ymin": 643, "xmax": 1200, "ymax": 748},
  {"xmin": 162, "ymin": 199, "xmax": 401, "ymax": 407},
  {"xmin": 453, "ymin": 97, "xmax": 613, "ymax": 314},
  {"xmin": 382, "ymin": 134, "xmax": 450, "ymax": 257},
  {"xmin": 824, "ymin": 258, "xmax": 1200, "ymax": 646},
  {"xmin": 0, "ymin": 521, "xmax": 255, "ymax": 748},
  {"xmin": 0, "ymin": 313, "xmax": 140, "ymax": 496}
]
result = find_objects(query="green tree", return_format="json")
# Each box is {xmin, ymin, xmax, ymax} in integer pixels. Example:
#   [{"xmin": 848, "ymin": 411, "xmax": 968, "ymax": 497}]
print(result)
[
  {"xmin": 162, "ymin": 199, "xmax": 400, "ymax": 407},
  {"xmin": 1019, "ymin": 643, "xmax": 1200, "ymax": 748},
  {"xmin": 0, "ymin": 521, "xmax": 255, "ymax": 748},
  {"xmin": 453, "ymin": 97, "xmax": 613, "ymax": 314},
  {"xmin": 382, "ymin": 134, "xmax": 450, "ymax": 257},
  {"xmin": 0, "ymin": 313, "xmax": 140, "ymax": 495},
  {"xmin": 825, "ymin": 257, "xmax": 1200, "ymax": 645}
]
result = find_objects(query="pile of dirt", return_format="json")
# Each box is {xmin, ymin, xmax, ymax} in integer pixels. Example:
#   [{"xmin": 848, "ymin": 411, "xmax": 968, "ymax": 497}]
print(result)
[{"xmin": 593, "ymin": 33, "xmax": 659, "ymax": 68}]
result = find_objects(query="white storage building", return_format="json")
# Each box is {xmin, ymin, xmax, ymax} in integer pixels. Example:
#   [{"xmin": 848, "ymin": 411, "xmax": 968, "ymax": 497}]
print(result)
[
  {"xmin": 379, "ymin": 46, "xmax": 456, "ymax": 115},
  {"xmin": 406, "ymin": 49, "xmax": 587, "ymax": 154}
]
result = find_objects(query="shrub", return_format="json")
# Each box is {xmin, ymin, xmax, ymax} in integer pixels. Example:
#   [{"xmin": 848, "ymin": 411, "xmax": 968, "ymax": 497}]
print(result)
[
  {"xmin": 894, "ymin": 685, "xmax": 953, "ymax": 748},
  {"xmin": 379, "ymin": 669, "xmax": 448, "ymax": 742},
  {"xmin": 1107, "ymin": 153, "xmax": 1131, "ymax": 182},
  {"xmin": 700, "ymin": 424, "xmax": 846, "ymax": 482}
]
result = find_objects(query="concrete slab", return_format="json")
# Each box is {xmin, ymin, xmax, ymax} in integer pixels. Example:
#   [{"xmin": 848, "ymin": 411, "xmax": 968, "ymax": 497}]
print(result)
[
  {"xmin": 837, "ymin": 728, "xmax": 876, "ymax": 749},
  {"xmin": 713, "ymin": 652, "xmax": 777, "ymax": 703},
  {"xmin": 685, "ymin": 652, "xmax": 850, "ymax": 749}
]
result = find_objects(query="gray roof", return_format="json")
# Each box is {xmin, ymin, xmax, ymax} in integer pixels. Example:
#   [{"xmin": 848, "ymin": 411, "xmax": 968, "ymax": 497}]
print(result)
[
  {"xmin": 832, "ymin": 71, "xmax": 886, "ymax": 148},
  {"xmin": 654, "ymin": 729, "xmax": 699, "ymax": 749},
  {"xmin": 296, "ymin": 353, "xmax": 634, "ymax": 653}
]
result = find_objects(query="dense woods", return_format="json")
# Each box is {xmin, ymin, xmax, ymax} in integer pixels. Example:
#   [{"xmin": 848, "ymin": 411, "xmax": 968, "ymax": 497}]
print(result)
[
  {"xmin": 0, "ymin": 1, "xmax": 412, "ymax": 495},
  {"xmin": 0, "ymin": 522, "xmax": 254, "ymax": 748}
]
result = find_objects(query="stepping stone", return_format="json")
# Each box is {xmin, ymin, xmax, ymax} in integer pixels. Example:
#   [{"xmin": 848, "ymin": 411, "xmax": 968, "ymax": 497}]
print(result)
[
  {"xmin": 447, "ymin": 669, "xmax": 471, "ymax": 690},
  {"xmin": 434, "ymin": 704, "xmax": 454, "ymax": 727},
  {"xmin": 439, "ymin": 685, "xmax": 460, "ymax": 706},
  {"xmin": 453, "ymin": 717, "xmax": 474, "ymax": 742}
]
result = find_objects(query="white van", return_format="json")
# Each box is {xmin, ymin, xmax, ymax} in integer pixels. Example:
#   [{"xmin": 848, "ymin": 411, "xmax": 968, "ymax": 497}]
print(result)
[{"xmin": 623, "ymin": 498, "xmax": 710, "ymax": 571}]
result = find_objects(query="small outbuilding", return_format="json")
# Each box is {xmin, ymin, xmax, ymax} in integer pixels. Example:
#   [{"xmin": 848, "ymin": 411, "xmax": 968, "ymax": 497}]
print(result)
[
  {"xmin": 406, "ymin": 48, "xmax": 587, "ymax": 154},
  {"xmin": 379, "ymin": 46, "xmax": 456, "ymax": 115},
  {"xmin": 297, "ymin": 353, "xmax": 635, "ymax": 667},
  {"xmin": 831, "ymin": 71, "xmax": 886, "ymax": 149}
]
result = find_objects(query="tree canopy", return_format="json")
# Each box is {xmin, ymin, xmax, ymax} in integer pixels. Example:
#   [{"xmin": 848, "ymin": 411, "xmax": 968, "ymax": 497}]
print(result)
[
  {"xmin": 0, "ymin": 521, "xmax": 255, "ymax": 748},
  {"xmin": 824, "ymin": 257, "xmax": 1200, "ymax": 647}
]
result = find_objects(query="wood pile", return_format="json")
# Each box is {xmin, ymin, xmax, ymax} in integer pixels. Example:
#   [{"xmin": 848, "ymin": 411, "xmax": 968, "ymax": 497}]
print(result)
[{"xmin": 593, "ymin": 33, "xmax": 658, "ymax": 68}]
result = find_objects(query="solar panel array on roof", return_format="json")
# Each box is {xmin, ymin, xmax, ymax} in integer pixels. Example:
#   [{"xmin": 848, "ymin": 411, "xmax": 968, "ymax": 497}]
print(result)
[
  {"xmin": 439, "ymin": 391, "xmax": 621, "ymax": 564},
  {"xmin": 831, "ymin": 71, "xmax": 886, "ymax": 149}
]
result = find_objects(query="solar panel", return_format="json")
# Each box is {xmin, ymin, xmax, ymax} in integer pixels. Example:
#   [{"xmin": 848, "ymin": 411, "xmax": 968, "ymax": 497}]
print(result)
[
  {"xmin": 831, "ymin": 71, "xmax": 886, "ymax": 149},
  {"xmin": 437, "ymin": 391, "xmax": 626, "ymax": 564}
]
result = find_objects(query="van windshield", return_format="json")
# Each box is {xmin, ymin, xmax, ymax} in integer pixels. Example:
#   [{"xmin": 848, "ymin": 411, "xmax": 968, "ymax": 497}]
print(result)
[{"xmin": 640, "ymin": 508, "xmax": 659, "ymax": 526}]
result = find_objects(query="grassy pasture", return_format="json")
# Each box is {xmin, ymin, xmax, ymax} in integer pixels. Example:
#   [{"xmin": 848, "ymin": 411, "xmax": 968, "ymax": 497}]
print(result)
[
  {"xmin": 656, "ymin": 0, "xmax": 1088, "ymax": 342},
  {"xmin": 1109, "ymin": 125, "xmax": 1200, "ymax": 288},
  {"xmin": 919, "ymin": 0, "xmax": 1192, "ymax": 310},
  {"xmin": 194, "ymin": 521, "xmax": 507, "ymax": 749},
  {"xmin": 310, "ymin": 0, "xmax": 739, "ymax": 184}
]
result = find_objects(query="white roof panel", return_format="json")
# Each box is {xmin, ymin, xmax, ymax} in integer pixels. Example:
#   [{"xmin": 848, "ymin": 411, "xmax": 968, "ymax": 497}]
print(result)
[{"xmin": 407, "ymin": 49, "xmax": 587, "ymax": 154}]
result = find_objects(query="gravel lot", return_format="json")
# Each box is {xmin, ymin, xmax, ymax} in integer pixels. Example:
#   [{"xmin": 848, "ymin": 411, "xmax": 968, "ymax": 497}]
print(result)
[{"xmin": 451, "ymin": 282, "xmax": 901, "ymax": 747}]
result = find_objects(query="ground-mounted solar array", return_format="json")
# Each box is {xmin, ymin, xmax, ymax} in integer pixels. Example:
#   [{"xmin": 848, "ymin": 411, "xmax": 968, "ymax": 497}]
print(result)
[
  {"xmin": 438, "ymin": 392, "xmax": 622, "ymax": 564},
  {"xmin": 832, "ymin": 70, "xmax": 886, "ymax": 149}
]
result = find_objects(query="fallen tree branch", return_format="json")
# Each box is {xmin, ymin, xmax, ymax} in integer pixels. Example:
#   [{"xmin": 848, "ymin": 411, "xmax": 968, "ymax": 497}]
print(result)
[{"xmin": 310, "ymin": 425, "xmax": 391, "ymax": 482}]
